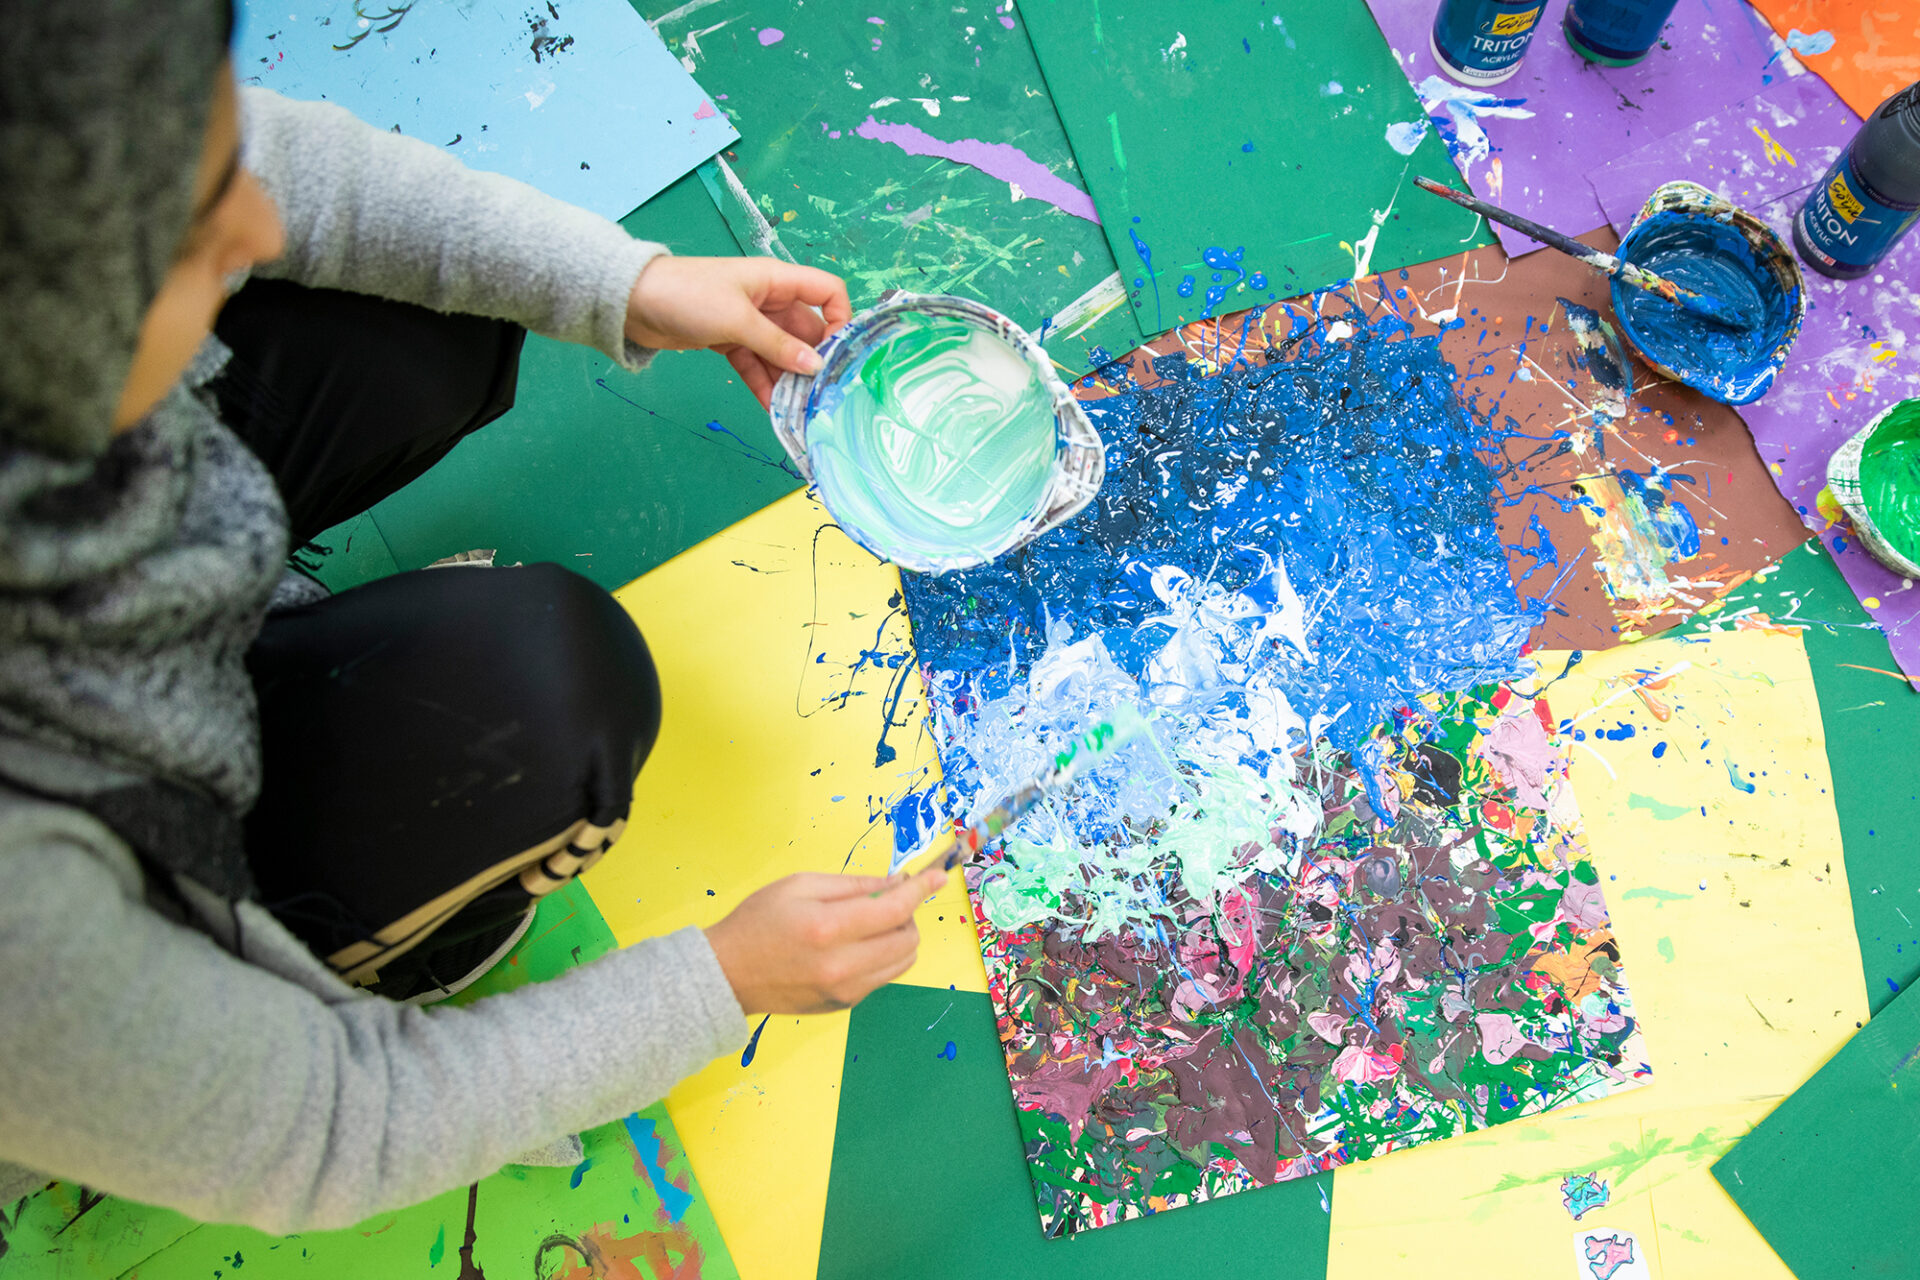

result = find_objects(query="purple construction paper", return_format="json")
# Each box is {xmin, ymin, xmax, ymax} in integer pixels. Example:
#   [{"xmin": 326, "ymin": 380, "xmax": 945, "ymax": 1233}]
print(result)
[
  {"xmin": 1589, "ymin": 78, "xmax": 1920, "ymax": 681},
  {"xmin": 1366, "ymin": 0, "xmax": 1809, "ymax": 256}
]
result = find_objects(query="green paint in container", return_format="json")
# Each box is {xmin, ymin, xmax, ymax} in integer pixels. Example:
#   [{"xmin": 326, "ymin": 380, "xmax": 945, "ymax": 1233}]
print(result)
[
  {"xmin": 1829, "ymin": 399, "xmax": 1920, "ymax": 578},
  {"xmin": 769, "ymin": 293, "xmax": 1104, "ymax": 573}
]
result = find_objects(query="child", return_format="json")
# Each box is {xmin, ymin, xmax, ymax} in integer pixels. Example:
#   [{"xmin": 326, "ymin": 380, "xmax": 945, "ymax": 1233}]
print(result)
[{"xmin": 0, "ymin": 0, "xmax": 945, "ymax": 1230}]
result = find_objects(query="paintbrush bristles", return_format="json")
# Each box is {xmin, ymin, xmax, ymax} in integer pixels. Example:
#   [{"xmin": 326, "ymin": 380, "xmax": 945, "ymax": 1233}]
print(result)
[{"xmin": 1411, "ymin": 176, "xmax": 1750, "ymax": 329}]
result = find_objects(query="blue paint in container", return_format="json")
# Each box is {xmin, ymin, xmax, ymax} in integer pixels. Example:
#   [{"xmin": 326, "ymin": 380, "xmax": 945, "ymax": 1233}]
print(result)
[
  {"xmin": 1430, "ymin": 0, "xmax": 1545, "ymax": 86},
  {"xmin": 1564, "ymin": 0, "xmax": 1684, "ymax": 66},
  {"xmin": 1610, "ymin": 183, "xmax": 1804, "ymax": 407},
  {"xmin": 1793, "ymin": 81, "xmax": 1920, "ymax": 280}
]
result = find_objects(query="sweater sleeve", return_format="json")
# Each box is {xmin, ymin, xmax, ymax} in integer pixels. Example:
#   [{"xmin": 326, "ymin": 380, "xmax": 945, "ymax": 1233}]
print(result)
[
  {"xmin": 237, "ymin": 86, "xmax": 665, "ymax": 370},
  {"xmin": 0, "ymin": 802, "xmax": 747, "ymax": 1232}
]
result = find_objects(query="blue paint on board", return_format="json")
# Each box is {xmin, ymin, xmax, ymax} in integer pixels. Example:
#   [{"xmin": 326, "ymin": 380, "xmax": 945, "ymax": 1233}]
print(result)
[
  {"xmin": 937, "ymin": 1040, "xmax": 958, "ymax": 1060},
  {"xmin": 569, "ymin": 1157, "xmax": 595, "ymax": 1190},
  {"xmin": 621, "ymin": 1114, "xmax": 694, "ymax": 1223},
  {"xmin": 902, "ymin": 298, "xmax": 1536, "ymax": 816}
]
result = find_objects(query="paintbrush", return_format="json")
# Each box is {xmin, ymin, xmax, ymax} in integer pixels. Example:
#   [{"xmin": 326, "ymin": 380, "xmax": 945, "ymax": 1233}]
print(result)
[
  {"xmin": 1410, "ymin": 176, "xmax": 1754, "ymax": 329},
  {"xmin": 899, "ymin": 710, "xmax": 1145, "ymax": 879}
]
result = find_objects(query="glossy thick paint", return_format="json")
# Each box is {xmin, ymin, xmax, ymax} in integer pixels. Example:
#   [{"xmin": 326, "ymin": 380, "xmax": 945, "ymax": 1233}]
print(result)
[
  {"xmin": 902, "ymin": 309, "xmax": 1648, "ymax": 1235},
  {"xmin": 805, "ymin": 310, "xmax": 1059, "ymax": 571},
  {"xmin": 1611, "ymin": 211, "xmax": 1792, "ymax": 405}
]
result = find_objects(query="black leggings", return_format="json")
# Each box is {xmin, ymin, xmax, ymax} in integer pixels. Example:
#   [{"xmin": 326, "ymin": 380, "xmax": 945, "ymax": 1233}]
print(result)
[{"xmin": 212, "ymin": 278, "xmax": 661, "ymax": 991}]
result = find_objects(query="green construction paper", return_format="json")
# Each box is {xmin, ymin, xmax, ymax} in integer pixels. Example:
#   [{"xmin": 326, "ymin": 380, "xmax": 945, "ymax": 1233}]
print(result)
[
  {"xmin": 818, "ymin": 983, "xmax": 1331, "ymax": 1279},
  {"xmin": 0, "ymin": 1185, "xmax": 196, "ymax": 1280},
  {"xmin": 365, "ymin": 166, "xmax": 803, "ymax": 590},
  {"xmin": 1016, "ymin": 0, "xmax": 1494, "ymax": 336},
  {"xmin": 1710, "ymin": 978, "xmax": 1920, "ymax": 1278},
  {"xmin": 648, "ymin": 0, "xmax": 1151, "ymax": 371},
  {"xmin": 1689, "ymin": 538, "xmax": 1920, "ymax": 1011},
  {"xmin": 130, "ymin": 1109, "xmax": 736, "ymax": 1280}
]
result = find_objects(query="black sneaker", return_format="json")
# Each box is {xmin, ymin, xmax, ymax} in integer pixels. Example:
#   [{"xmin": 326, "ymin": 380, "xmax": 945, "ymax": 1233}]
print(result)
[{"xmin": 364, "ymin": 903, "xmax": 535, "ymax": 1005}]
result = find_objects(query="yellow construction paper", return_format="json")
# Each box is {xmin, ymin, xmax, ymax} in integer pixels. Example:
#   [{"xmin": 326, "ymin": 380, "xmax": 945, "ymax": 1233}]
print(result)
[
  {"xmin": 1327, "ymin": 630, "xmax": 1868, "ymax": 1278},
  {"xmin": 585, "ymin": 489, "xmax": 987, "ymax": 1280}
]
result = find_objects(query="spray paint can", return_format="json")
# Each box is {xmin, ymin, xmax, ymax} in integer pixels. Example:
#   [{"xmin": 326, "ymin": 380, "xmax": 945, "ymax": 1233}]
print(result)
[
  {"xmin": 1793, "ymin": 81, "xmax": 1920, "ymax": 279},
  {"xmin": 1563, "ymin": 0, "xmax": 1684, "ymax": 66},
  {"xmin": 1430, "ymin": 0, "xmax": 1545, "ymax": 87}
]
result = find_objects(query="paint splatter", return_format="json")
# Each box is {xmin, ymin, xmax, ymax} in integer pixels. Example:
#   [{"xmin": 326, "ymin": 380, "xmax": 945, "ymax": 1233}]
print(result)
[
  {"xmin": 1627, "ymin": 793, "xmax": 1691, "ymax": 821},
  {"xmin": 853, "ymin": 116, "xmax": 1100, "ymax": 223},
  {"xmin": 757, "ymin": 27, "xmax": 784, "ymax": 45},
  {"xmin": 621, "ymin": 1114, "xmax": 694, "ymax": 1224},
  {"xmin": 903, "ymin": 308, "xmax": 1648, "ymax": 1236},
  {"xmin": 1561, "ymin": 1170, "xmax": 1610, "ymax": 1220},
  {"xmin": 1785, "ymin": 28, "xmax": 1835, "ymax": 57}
]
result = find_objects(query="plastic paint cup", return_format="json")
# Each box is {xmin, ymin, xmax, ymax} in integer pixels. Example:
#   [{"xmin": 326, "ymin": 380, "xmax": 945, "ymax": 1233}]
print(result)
[
  {"xmin": 1828, "ymin": 398, "xmax": 1920, "ymax": 578},
  {"xmin": 768, "ymin": 292, "xmax": 1105, "ymax": 574},
  {"xmin": 1609, "ymin": 182, "xmax": 1805, "ymax": 407},
  {"xmin": 1430, "ymin": 0, "xmax": 1545, "ymax": 86}
]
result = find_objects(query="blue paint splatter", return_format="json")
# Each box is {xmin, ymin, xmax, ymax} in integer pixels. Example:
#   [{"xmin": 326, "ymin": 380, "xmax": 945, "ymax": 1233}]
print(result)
[
  {"xmin": 740, "ymin": 1013, "xmax": 771, "ymax": 1067},
  {"xmin": 621, "ymin": 1113, "xmax": 694, "ymax": 1223},
  {"xmin": 903, "ymin": 299, "xmax": 1535, "ymax": 817},
  {"xmin": 937, "ymin": 1040, "xmax": 958, "ymax": 1060},
  {"xmin": 569, "ymin": 1157, "xmax": 595, "ymax": 1189},
  {"xmin": 1652, "ymin": 740, "xmax": 1667, "ymax": 758}
]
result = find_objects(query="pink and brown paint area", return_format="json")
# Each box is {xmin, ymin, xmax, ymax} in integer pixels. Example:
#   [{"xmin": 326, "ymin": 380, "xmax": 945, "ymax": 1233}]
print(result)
[{"xmin": 961, "ymin": 686, "xmax": 1648, "ymax": 1236}]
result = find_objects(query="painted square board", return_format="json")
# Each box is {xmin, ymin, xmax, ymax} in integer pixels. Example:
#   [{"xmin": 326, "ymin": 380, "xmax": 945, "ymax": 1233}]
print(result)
[
  {"xmin": 647, "ymin": 0, "xmax": 1150, "ymax": 372},
  {"xmin": 901, "ymin": 306, "xmax": 1652, "ymax": 1235},
  {"xmin": 235, "ymin": 0, "xmax": 737, "ymax": 222},
  {"xmin": 1015, "ymin": 0, "xmax": 1492, "ymax": 335},
  {"xmin": 1711, "ymin": 978, "xmax": 1920, "ymax": 1280}
]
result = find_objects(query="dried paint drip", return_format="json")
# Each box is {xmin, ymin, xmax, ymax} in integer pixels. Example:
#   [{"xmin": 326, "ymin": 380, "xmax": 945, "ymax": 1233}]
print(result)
[
  {"xmin": 902, "ymin": 312, "xmax": 1649, "ymax": 1235},
  {"xmin": 805, "ymin": 310, "xmax": 1059, "ymax": 570}
]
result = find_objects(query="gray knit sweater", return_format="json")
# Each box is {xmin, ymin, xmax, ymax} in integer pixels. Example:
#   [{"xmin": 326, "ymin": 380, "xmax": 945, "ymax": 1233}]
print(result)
[{"xmin": 0, "ymin": 87, "xmax": 747, "ymax": 1229}]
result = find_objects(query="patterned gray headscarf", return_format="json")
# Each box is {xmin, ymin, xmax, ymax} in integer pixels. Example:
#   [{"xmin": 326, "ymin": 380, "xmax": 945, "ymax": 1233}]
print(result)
[{"xmin": 0, "ymin": 0, "xmax": 289, "ymax": 851}]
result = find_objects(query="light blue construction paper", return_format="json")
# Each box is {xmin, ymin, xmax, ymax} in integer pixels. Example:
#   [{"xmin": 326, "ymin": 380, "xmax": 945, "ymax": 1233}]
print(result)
[{"xmin": 235, "ymin": 0, "xmax": 738, "ymax": 221}]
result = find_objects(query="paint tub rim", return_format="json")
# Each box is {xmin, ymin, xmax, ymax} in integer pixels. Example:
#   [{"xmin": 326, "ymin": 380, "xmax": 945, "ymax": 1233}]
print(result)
[
  {"xmin": 1828, "ymin": 397, "xmax": 1920, "ymax": 578},
  {"xmin": 769, "ymin": 291, "xmax": 1105, "ymax": 574},
  {"xmin": 1609, "ymin": 181, "xmax": 1804, "ymax": 407}
]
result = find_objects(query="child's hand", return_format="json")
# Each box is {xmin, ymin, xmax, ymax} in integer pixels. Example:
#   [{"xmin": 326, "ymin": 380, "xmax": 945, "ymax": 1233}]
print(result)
[
  {"xmin": 625, "ymin": 256, "xmax": 853, "ymax": 407},
  {"xmin": 703, "ymin": 869, "xmax": 947, "ymax": 1015}
]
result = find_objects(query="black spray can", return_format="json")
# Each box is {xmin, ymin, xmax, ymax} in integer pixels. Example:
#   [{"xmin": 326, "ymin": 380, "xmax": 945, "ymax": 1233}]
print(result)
[{"xmin": 1794, "ymin": 81, "xmax": 1920, "ymax": 279}]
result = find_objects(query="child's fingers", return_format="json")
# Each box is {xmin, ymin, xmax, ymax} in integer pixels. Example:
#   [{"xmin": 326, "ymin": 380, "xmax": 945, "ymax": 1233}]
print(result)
[
  {"xmin": 732, "ymin": 305, "xmax": 823, "ymax": 376},
  {"xmin": 757, "ymin": 263, "xmax": 853, "ymax": 328},
  {"xmin": 723, "ymin": 345, "xmax": 777, "ymax": 407}
]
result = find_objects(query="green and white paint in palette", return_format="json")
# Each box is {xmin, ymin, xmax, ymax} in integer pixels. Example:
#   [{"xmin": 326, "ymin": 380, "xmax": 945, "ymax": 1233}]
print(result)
[{"xmin": 767, "ymin": 293, "xmax": 1104, "ymax": 574}]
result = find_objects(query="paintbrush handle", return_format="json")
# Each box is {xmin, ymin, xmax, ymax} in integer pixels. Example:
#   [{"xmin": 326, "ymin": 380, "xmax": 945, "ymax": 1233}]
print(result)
[
  {"xmin": 1410, "ymin": 176, "xmax": 1744, "ymax": 326},
  {"xmin": 1411, "ymin": 176, "xmax": 1621, "ymax": 271}
]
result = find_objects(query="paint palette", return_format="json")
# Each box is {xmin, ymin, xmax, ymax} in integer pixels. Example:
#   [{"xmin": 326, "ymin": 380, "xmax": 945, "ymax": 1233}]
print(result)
[{"xmin": 769, "ymin": 293, "xmax": 1104, "ymax": 573}]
